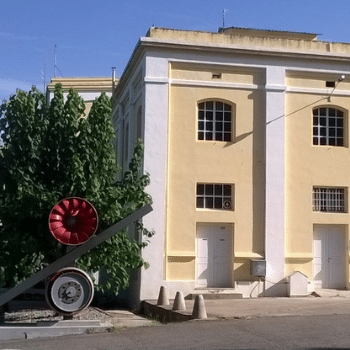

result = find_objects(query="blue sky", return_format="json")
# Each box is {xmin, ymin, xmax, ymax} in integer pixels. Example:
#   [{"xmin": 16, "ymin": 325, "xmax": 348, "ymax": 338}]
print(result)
[{"xmin": 1, "ymin": 0, "xmax": 350, "ymax": 102}]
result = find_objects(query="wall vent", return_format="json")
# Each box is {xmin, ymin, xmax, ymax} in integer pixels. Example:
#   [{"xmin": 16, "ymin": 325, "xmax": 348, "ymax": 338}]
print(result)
[{"xmin": 326, "ymin": 81, "xmax": 335, "ymax": 88}]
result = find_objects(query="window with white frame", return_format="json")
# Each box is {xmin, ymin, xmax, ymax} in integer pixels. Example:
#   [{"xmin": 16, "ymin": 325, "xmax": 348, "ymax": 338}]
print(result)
[
  {"xmin": 196, "ymin": 183, "xmax": 233, "ymax": 210},
  {"xmin": 312, "ymin": 187, "xmax": 346, "ymax": 213},
  {"xmin": 198, "ymin": 101, "xmax": 232, "ymax": 141},
  {"xmin": 313, "ymin": 107, "xmax": 344, "ymax": 146}
]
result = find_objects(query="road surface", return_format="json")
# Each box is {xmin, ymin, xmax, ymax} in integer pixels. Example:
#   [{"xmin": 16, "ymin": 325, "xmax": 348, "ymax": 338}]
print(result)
[{"xmin": 1, "ymin": 314, "xmax": 350, "ymax": 349}]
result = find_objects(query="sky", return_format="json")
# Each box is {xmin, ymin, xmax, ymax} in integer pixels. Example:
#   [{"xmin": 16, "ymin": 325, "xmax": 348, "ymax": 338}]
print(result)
[{"xmin": 1, "ymin": 0, "xmax": 350, "ymax": 103}]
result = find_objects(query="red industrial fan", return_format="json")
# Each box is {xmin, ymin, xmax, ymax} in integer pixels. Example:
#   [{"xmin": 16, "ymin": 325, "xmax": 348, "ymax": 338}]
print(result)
[
  {"xmin": 47, "ymin": 197, "xmax": 99, "ymax": 314},
  {"xmin": 49, "ymin": 197, "xmax": 99, "ymax": 245}
]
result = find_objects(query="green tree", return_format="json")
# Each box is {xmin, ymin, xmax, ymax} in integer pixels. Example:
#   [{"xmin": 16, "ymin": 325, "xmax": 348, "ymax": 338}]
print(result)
[{"xmin": 0, "ymin": 84, "xmax": 152, "ymax": 292}]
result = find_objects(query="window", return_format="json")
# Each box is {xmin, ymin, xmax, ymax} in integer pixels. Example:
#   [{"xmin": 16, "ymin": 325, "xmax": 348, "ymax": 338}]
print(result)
[
  {"xmin": 313, "ymin": 187, "xmax": 346, "ymax": 213},
  {"xmin": 196, "ymin": 183, "xmax": 233, "ymax": 210},
  {"xmin": 133, "ymin": 71, "xmax": 142, "ymax": 96},
  {"xmin": 313, "ymin": 107, "xmax": 344, "ymax": 146},
  {"xmin": 136, "ymin": 106, "xmax": 142, "ymax": 140},
  {"xmin": 115, "ymin": 129, "xmax": 119, "ymax": 160},
  {"xmin": 124, "ymin": 122, "xmax": 129, "ymax": 161},
  {"xmin": 198, "ymin": 101, "xmax": 232, "ymax": 142},
  {"xmin": 121, "ymin": 94, "xmax": 130, "ymax": 115}
]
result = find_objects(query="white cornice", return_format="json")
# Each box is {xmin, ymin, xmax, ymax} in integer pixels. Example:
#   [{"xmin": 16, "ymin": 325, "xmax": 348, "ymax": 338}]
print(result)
[
  {"xmin": 144, "ymin": 77, "xmax": 169, "ymax": 84},
  {"xmin": 287, "ymin": 86, "xmax": 350, "ymax": 96},
  {"xmin": 170, "ymin": 78, "xmax": 261, "ymax": 90},
  {"xmin": 265, "ymin": 84, "xmax": 287, "ymax": 92},
  {"xmin": 140, "ymin": 37, "xmax": 350, "ymax": 63}
]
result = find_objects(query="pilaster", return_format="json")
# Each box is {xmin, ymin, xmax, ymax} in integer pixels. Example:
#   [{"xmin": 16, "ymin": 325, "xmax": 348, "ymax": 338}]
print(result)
[{"xmin": 264, "ymin": 66, "xmax": 286, "ymax": 295}]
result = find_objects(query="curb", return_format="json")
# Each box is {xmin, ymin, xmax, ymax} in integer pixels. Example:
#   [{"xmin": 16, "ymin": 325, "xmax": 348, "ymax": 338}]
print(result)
[
  {"xmin": 142, "ymin": 301, "xmax": 192, "ymax": 323},
  {"xmin": 0, "ymin": 320, "xmax": 113, "ymax": 340}
]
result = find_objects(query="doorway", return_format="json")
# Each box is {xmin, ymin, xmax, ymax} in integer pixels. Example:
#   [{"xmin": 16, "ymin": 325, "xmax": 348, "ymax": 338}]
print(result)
[
  {"xmin": 313, "ymin": 225, "xmax": 346, "ymax": 289},
  {"xmin": 196, "ymin": 223, "xmax": 233, "ymax": 287}
]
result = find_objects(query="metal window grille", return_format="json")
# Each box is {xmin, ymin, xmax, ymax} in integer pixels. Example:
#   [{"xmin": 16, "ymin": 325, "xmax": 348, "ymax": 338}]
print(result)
[
  {"xmin": 196, "ymin": 183, "xmax": 233, "ymax": 210},
  {"xmin": 312, "ymin": 187, "xmax": 345, "ymax": 212},
  {"xmin": 313, "ymin": 108, "xmax": 344, "ymax": 146},
  {"xmin": 198, "ymin": 101, "xmax": 232, "ymax": 142}
]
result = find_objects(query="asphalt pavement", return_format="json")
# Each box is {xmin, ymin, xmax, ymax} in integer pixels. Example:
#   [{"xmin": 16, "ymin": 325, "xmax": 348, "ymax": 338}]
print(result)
[
  {"xmin": 3, "ymin": 314, "xmax": 350, "ymax": 349},
  {"xmin": 2, "ymin": 289, "xmax": 350, "ymax": 340}
]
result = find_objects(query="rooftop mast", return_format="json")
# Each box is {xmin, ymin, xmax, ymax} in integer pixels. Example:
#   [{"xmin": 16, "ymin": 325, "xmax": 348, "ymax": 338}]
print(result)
[
  {"xmin": 222, "ymin": 9, "xmax": 228, "ymax": 29},
  {"xmin": 54, "ymin": 45, "xmax": 57, "ymax": 77},
  {"xmin": 53, "ymin": 45, "xmax": 64, "ymax": 77}
]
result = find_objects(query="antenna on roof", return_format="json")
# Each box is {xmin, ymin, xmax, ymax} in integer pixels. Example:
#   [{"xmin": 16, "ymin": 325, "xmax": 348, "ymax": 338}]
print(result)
[
  {"xmin": 54, "ymin": 45, "xmax": 57, "ymax": 77},
  {"xmin": 41, "ymin": 64, "xmax": 46, "ymax": 92},
  {"xmin": 53, "ymin": 45, "xmax": 64, "ymax": 78},
  {"xmin": 222, "ymin": 9, "xmax": 228, "ymax": 28}
]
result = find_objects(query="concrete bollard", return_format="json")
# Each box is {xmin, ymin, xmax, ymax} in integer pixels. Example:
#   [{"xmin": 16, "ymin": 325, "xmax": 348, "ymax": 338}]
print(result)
[
  {"xmin": 157, "ymin": 286, "xmax": 170, "ymax": 306},
  {"xmin": 172, "ymin": 291, "xmax": 186, "ymax": 311},
  {"xmin": 192, "ymin": 294, "xmax": 207, "ymax": 319}
]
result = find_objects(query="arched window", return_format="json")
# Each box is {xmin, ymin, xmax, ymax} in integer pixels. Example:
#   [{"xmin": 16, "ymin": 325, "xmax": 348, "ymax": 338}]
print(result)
[
  {"xmin": 313, "ymin": 107, "xmax": 344, "ymax": 146},
  {"xmin": 198, "ymin": 101, "xmax": 232, "ymax": 142}
]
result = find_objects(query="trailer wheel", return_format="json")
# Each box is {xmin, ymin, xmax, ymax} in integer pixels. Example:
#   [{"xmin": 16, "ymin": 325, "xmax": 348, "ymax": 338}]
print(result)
[{"xmin": 46, "ymin": 267, "xmax": 94, "ymax": 315}]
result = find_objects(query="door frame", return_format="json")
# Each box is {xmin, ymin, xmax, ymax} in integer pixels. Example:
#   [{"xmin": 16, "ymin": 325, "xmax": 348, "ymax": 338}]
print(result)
[
  {"xmin": 313, "ymin": 224, "xmax": 347, "ymax": 290},
  {"xmin": 195, "ymin": 222, "xmax": 234, "ymax": 288}
]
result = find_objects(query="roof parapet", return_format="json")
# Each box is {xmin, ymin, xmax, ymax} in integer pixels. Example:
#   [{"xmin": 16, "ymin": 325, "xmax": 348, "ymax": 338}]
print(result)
[
  {"xmin": 47, "ymin": 77, "xmax": 115, "ymax": 92},
  {"xmin": 218, "ymin": 26, "xmax": 319, "ymax": 41}
]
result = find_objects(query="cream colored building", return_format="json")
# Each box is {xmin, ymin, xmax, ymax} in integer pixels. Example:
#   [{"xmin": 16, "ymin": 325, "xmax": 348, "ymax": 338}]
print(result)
[
  {"xmin": 46, "ymin": 77, "xmax": 115, "ymax": 114},
  {"xmin": 112, "ymin": 26, "xmax": 350, "ymax": 304}
]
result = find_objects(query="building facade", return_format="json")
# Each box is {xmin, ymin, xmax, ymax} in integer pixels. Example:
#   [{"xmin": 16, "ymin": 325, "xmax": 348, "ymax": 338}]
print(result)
[
  {"xmin": 112, "ymin": 27, "xmax": 350, "ymax": 302},
  {"xmin": 47, "ymin": 77, "xmax": 115, "ymax": 114}
]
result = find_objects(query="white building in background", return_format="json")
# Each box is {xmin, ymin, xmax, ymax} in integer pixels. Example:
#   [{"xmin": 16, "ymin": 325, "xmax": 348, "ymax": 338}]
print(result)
[{"xmin": 46, "ymin": 77, "xmax": 115, "ymax": 114}]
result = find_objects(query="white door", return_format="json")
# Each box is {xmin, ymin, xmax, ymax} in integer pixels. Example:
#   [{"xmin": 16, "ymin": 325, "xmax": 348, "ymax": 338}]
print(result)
[
  {"xmin": 313, "ymin": 225, "xmax": 346, "ymax": 289},
  {"xmin": 196, "ymin": 224, "xmax": 232, "ymax": 287}
]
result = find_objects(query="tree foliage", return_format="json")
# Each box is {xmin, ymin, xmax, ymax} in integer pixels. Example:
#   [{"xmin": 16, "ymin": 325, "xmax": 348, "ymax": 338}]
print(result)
[{"xmin": 0, "ymin": 84, "xmax": 152, "ymax": 291}]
